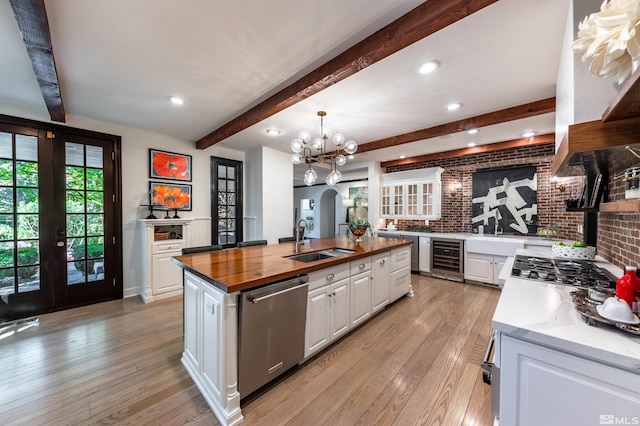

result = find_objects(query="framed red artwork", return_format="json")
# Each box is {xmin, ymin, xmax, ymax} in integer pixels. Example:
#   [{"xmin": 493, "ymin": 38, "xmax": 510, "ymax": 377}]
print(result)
[
  {"xmin": 149, "ymin": 149, "xmax": 192, "ymax": 181},
  {"xmin": 150, "ymin": 182, "xmax": 192, "ymax": 210}
]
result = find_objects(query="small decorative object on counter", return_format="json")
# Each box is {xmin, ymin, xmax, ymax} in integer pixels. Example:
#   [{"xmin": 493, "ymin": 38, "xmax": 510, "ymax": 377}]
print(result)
[
  {"xmin": 616, "ymin": 266, "xmax": 640, "ymax": 308},
  {"xmin": 348, "ymin": 218, "xmax": 370, "ymax": 243}
]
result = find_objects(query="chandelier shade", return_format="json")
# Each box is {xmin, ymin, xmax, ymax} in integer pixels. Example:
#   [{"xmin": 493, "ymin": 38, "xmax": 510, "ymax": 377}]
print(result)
[{"xmin": 291, "ymin": 111, "xmax": 357, "ymax": 186}]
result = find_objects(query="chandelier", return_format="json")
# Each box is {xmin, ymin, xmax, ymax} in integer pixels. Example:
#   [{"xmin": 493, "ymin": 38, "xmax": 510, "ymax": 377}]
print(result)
[{"xmin": 290, "ymin": 111, "xmax": 358, "ymax": 186}]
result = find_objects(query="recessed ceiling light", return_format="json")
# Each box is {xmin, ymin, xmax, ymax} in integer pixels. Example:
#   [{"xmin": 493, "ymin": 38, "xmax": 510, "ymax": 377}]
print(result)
[
  {"xmin": 522, "ymin": 131, "xmax": 536, "ymax": 138},
  {"xmin": 265, "ymin": 128, "xmax": 281, "ymax": 136},
  {"xmin": 416, "ymin": 60, "xmax": 440, "ymax": 75},
  {"xmin": 467, "ymin": 128, "xmax": 479, "ymax": 135},
  {"xmin": 467, "ymin": 142, "xmax": 476, "ymax": 147},
  {"xmin": 166, "ymin": 96, "xmax": 184, "ymax": 105},
  {"xmin": 445, "ymin": 102, "xmax": 462, "ymax": 111}
]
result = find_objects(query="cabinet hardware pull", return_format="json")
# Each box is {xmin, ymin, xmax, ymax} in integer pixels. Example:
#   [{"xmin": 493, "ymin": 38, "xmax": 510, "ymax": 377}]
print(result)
[
  {"xmin": 380, "ymin": 259, "xmax": 386, "ymax": 264},
  {"xmin": 359, "ymin": 264, "xmax": 365, "ymax": 269},
  {"xmin": 326, "ymin": 273, "xmax": 334, "ymax": 281}
]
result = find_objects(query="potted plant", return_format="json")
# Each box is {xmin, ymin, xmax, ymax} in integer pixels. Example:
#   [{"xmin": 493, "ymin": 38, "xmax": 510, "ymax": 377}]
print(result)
[{"xmin": 348, "ymin": 218, "xmax": 371, "ymax": 243}]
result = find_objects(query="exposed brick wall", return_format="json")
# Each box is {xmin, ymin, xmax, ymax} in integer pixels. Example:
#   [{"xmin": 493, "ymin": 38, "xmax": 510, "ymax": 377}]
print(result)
[
  {"xmin": 598, "ymin": 176, "xmax": 640, "ymax": 270},
  {"xmin": 384, "ymin": 143, "xmax": 640, "ymax": 271},
  {"xmin": 385, "ymin": 143, "xmax": 584, "ymax": 241}
]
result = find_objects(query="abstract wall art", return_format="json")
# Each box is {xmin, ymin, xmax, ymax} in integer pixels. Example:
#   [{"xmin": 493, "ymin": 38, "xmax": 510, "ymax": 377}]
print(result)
[{"xmin": 471, "ymin": 166, "xmax": 537, "ymax": 235}]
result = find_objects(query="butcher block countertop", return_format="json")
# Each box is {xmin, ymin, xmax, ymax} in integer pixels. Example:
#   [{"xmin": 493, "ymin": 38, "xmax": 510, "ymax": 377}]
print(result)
[{"xmin": 172, "ymin": 236, "xmax": 413, "ymax": 293}]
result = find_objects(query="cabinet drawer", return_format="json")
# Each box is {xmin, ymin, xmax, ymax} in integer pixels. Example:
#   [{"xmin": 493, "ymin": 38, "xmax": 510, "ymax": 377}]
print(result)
[
  {"xmin": 390, "ymin": 265, "xmax": 411, "ymax": 302},
  {"xmin": 350, "ymin": 256, "xmax": 372, "ymax": 274},
  {"xmin": 152, "ymin": 240, "xmax": 186, "ymax": 254},
  {"xmin": 391, "ymin": 246, "xmax": 411, "ymax": 271},
  {"xmin": 308, "ymin": 262, "xmax": 350, "ymax": 291}
]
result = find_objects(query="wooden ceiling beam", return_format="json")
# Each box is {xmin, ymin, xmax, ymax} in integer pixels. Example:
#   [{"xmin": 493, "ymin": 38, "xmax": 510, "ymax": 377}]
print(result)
[
  {"xmin": 381, "ymin": 132, "xmax": 555, "ymax": 168},
  {"xmin": 358, "ymin": 97, "xmax": 555, "ymax": 154},
  {"xmin": 196, "ymin": 0, "xmax": 498, "ymax": 149},
  {"xmin": 9, "ymin": 0, "xmax": 65, "ymax": 122}
]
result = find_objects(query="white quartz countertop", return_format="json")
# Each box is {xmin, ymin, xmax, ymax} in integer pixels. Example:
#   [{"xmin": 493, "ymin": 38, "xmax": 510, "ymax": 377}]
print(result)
[
  {"xmin": 493, "ymin": 248, "xmax": 640, "ymax": 372},
  {"xmin": 377, "ymin": 230, "xmax": 470, "ymax": 239},
  {"xmin": 377, "ymin": 230, "xmax": 560, "ymax": 246}
]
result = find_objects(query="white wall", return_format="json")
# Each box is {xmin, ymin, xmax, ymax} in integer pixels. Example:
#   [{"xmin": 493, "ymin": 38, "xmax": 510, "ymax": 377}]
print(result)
[
  {"xmin": 245, "ymin": 146, "xmax": 293, "ymax": 244},
  {"xmin": 0, "ymin": 103, "xmax": 244, "ymax": 298}
]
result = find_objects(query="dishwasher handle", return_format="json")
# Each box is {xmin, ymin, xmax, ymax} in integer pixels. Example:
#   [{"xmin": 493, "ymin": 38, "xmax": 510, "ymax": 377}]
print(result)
[
  {"xmin": 247, "ymin": 277, "xmax": 308, "ymax": 304},
  {"xmin": 481, "ymin": 329, "xmax": 496, "ymax": 385}
]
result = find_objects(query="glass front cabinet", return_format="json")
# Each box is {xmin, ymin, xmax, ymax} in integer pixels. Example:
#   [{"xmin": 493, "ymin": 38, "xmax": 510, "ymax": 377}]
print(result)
[{"xmin": 380, "ymin": 167, "xmax": 443, "ymax": 220}]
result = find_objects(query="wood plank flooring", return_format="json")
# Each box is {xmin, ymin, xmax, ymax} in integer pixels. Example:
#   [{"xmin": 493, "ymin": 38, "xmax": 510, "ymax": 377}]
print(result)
[{"xmin": 0, "ymin": 274, "xmax": 500, "ymax": 426}]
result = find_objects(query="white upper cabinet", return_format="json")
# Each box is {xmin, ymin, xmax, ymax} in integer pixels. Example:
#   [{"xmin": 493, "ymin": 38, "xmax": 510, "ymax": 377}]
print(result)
[{"xmin": 380, "ymin": 168, "xmax": 443, "ymax": 220}]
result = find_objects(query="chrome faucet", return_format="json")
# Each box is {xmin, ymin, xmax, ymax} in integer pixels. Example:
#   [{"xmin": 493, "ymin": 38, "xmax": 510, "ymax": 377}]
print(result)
[
  {"xmin": 493, "ymin": 209, "xmax": 502, "ymax": 236},
  {"xmin": 295, "ymin": 218, "xmax": 308, "ymax": 253}
]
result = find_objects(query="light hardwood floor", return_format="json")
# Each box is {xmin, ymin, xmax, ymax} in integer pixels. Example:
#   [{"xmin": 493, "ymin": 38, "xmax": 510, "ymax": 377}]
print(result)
[{"xmin": 0, "ymin": 274, "xmax": 500, "ymax": 426}]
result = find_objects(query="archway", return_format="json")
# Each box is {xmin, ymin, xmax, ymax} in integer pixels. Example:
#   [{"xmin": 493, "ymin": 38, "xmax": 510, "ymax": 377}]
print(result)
[{"xmin": 319, "ymin": 188, "xmax": 341, "ymax": 238}]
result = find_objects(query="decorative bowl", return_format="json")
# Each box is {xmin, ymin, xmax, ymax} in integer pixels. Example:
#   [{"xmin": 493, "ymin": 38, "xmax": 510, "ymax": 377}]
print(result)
[
  {"xmin": 348, "ymin": 223, "xmax": 369, "ymax": 242},
  {"xmin": 551, "ymin": 244, "xmax": 595, "ymax": 260}
]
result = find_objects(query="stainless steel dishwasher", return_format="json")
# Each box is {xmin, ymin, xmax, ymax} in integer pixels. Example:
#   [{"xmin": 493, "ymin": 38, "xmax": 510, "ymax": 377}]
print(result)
[{"xmin": 238, "ymin": 275, "xmax": 309, "ymax": 397}]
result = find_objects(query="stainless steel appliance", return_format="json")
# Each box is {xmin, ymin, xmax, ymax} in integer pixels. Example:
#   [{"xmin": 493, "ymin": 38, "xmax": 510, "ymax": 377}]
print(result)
[
  {"xmin": 510, "ymin": 255, "xmax": 617, "ymax": 288},
  {"xmin": 238, "ymin": 275, "xmax": 309, "ymax": 397},
  {"xmin": 481, "ymin": 330, "xmax": 500, "ymax": 419},
  {"xmin": 430, "ymin": 238, "xmax": 464, "ymax": 281}
]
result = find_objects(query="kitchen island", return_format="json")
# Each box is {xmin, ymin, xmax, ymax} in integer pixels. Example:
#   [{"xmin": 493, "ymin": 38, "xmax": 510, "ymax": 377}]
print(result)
[
  {"xmin": 492, "ymin": 249, "xmax": 640, "ymax": 425},
  {"xmin": 172, "ymin": 236, "xmax": 413, "ymax": 426}
]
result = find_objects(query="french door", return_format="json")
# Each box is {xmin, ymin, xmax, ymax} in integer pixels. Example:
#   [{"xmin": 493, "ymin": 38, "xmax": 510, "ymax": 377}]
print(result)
[
  {"xmin": 211, "ymin": 157, "xmax": 243, "ymax": 249},
  {"xmin": 0, "ymin": 119, "xmax": 120, "ymax": 322}
]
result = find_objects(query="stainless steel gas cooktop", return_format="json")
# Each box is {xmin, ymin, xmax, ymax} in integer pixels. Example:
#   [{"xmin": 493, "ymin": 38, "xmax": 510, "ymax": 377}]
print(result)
[{"xmin": 510, "ymin": 255, "xmax": 618, "ymax": 288}]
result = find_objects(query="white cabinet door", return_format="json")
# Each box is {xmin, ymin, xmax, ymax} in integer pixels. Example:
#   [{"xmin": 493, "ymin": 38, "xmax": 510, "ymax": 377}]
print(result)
[
  {"xmin": 493, "ymin": 256, "xmax": 506, "ymax": 282},
  {"xmin": 305, "ymin": 286, "xmax": 331, "ymax": 358},
  {"xmin": 420, "ymin": 180, "xmax": 438, "ymax": 219},
  {"xmin": 201, "ymin": 288, "xmax": 223, "ymax": 401},
  {"xmin": 152, "ymin": 251, "xmax": 183, "ymax": 294},
  {"xmin": 390, "ymin": 266, "xmax": 411, "ymax": 303},
  {"xmin": 381, "ymin": 183, "xmax": 405, "ymax": 217},
  {"xmin": 350, "ymin": 271, "xmax": 372, "ymax": 328},
  {"xmin": 465, "ymin": 253, "xmax": 507, "ymax": 285},
  {"xmin": 305, "ymin": 278, "xmax": 350, "ymax": 359},
  {"xmin": 465, "ymin": 253, "xmax": 494, "ymax": 284},
  {"xmin": 371, "ymin": 252, "xmax": 390, "ymax": 314},
  {"xmin": 500, "ymin": 334, "xmax": 640, "ymax": 425},
  {"xmin": 330, "ymin": 279, "xmax": 350, "ymax": 340},
  {"xmin": 183, "ymin": 276, "xmax": 199, "ymax": 368},
  {"xmin": 419, "ymin": 237, "xmax": 430, "ymax": 273},
  {"xmin": 406, "ymin": 182, "xmax": 419, "ymax": 217}
]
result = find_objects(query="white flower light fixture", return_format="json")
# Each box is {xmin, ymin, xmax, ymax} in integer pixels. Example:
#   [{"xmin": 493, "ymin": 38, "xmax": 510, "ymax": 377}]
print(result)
[
  {"xmin": 291, "ymin": 111, "xmax": 357, "ymax": 186},
  {"xmin": 572, "ymin": 0, "xmax": 640, "ymax": 84}
]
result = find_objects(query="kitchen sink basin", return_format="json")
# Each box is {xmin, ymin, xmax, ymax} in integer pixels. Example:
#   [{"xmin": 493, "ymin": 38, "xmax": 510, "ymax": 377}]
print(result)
[
  {"xmin": 288, "ymin": 252, "xmax": 335, "ymax": 262},
  {"xmin": 286, "ymin": 247, "xmax": 356, "ymax": 263},
  {"xmin": 466, "ymin": 236, "xmax": 525, "ymax": 256}
]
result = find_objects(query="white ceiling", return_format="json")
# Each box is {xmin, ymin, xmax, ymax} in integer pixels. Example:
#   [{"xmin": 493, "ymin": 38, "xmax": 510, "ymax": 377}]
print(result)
[{"xmin": 0, "ymin": 0, "xmax": 571, "ymax": 183}]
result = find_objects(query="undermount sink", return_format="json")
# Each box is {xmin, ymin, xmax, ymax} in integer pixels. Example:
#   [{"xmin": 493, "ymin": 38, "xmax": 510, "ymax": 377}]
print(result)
[
  {"xmin": 466, "ymin": 236, "xmax": 525, "ymax": 256},
  {"xmin": 286, "ymin": 247, "xmax": 356, "ymax": 263}
]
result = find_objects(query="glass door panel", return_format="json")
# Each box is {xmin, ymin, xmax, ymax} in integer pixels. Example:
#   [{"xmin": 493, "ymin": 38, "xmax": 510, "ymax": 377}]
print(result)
[
  {"xmin": 0, "ymin": 132, "xmax": 41, "ymax": 297},
  {"xmin": 212, "ymin": 157, "xmax": 243, "ymax": 248},
  {"xmin": 65, "ymin": 142, "xmax": 105, "ymax": 285}
]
